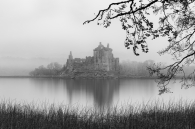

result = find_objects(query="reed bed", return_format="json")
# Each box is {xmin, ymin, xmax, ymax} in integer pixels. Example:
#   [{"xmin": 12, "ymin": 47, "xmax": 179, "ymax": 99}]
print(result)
[{"xmin": 0, "ymin": 99, "xmax": 195, "ymax": 129}]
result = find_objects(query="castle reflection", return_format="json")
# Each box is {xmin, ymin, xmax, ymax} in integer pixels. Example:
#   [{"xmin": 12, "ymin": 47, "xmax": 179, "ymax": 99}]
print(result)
[
  {"xmin": 29, "ymin": 78, "xmax": 156, "ymax": 111},
  {"xmin": 65, "ymin": 79, "xmax": 119, "ymax": 111}
]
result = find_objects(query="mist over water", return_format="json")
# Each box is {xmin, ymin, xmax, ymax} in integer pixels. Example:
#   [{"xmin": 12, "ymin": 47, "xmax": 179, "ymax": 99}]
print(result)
[{"xmin": 0, "ymin": 78, "xmax": 194, "ymax": 111}]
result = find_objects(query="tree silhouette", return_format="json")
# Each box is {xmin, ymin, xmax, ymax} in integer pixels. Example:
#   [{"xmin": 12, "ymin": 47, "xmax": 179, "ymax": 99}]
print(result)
[
  {"xmin": 84, "ymin": 0, "xmax": 195, "ymax": 94},
  {"xmin": 29, "ymin": 62, "xmax": 62, "ymax": 76}
]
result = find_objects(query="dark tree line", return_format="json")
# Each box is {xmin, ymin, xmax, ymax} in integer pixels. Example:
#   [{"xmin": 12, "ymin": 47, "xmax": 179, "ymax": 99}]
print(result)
[
  {"xmin": 84, "ymin": 0, "xmax": 195, "ymax": 93},
  {"xmin": 29, "ymin": 62, "xmax": 63, "ymax": 76}
]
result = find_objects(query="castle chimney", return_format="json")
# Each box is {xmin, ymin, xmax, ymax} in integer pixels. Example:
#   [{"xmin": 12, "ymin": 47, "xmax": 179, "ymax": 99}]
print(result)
[{"xmin": 107, "ymin": 43, "xmax": 109, "ymax": 48}]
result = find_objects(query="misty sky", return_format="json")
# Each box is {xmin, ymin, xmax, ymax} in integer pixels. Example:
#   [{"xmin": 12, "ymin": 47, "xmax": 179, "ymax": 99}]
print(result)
[{"xmin": 0, "ymin": 0, "xmax": 174, "ymax": 75}]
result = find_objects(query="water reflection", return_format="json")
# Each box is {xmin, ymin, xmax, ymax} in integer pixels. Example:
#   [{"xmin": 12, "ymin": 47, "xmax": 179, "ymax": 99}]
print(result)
[
  {"xmin": 29, "ymin": 78, "xmax": 120, "ymax": 110},
  {"xmin": 0, "ymin": 78, "xmax": 195, "ymax": 111},
  {"xmin": 64, "ymin": 79, "xmax": 119, "ymax": 111},
  {"xmin": 119, "ymin": 79, "xmax": 157, "ymax": 103},
  {"xmin": 30, "ymin": 78, "xmax": 66, "ymax": 93}
]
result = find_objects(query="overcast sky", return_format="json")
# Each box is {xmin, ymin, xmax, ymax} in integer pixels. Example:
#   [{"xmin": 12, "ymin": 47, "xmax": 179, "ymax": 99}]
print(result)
[{"xmin": 0, "ymin": 0, "xmax": 174, "ymax": 75}]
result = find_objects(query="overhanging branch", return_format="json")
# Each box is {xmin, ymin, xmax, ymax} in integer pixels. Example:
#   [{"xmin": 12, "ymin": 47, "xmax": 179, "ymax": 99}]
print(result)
[
  {"xmin": 83, "ymin": 0, "xmax": 159, "ymax": 24},
  {"xmin": 83, "ymin": 0, "xmax": 133, "ymax": 25}
]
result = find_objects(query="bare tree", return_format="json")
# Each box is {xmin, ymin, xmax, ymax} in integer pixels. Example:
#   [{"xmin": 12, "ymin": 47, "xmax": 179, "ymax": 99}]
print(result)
[
  {"xmin": 84, "ymin": 0, "xmax": 195, "ymax": 94},
  {"xmin": 29, "ymin": 62, "xmax": 63, "ymax": 76}
]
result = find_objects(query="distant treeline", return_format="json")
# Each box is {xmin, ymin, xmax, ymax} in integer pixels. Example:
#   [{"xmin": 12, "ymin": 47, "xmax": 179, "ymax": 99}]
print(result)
[
  {"xmin": 29, "ymin": 62, "xmax": 63, "ymax": 76},
  {"xmin": 119, "ymin": 60, "xmax": 154, "ymax": 77},
  {"xmin": 119, "ymin": 60, "xmax": 195, "ymax": 78}
]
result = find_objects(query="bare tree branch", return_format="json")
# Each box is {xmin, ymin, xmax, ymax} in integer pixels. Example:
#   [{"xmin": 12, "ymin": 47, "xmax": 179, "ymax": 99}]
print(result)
[{"xmin": 83, "ymin": 0, "xmax": 133, "ymax": 25}]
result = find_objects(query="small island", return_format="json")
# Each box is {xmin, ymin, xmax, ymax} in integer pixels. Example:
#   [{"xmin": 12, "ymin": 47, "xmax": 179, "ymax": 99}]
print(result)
[{"xmin": 29, "ymin": 42, "xmax": 156, "ymax": 79}]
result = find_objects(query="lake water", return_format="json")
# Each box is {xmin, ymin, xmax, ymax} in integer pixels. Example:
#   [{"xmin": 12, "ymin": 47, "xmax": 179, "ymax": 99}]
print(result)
[{"xmin": 0, "ymin": 78, "xmax": 195, "ymax": 111}]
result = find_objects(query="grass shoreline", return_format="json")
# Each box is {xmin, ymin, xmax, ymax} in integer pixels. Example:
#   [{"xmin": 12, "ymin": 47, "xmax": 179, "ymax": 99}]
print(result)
[{"xmin": 0, "ymin": 100, "xmax": 195, "ymax": 129}]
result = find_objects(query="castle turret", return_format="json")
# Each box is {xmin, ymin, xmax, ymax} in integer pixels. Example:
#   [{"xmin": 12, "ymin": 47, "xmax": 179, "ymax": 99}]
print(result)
[
  {"xmin": 66, "ymin": 51, "xmax": 74, "ymax": 72},
  {"xmin": 69, "ymin": 51, "xmax": 73, "ymax": 60},
  {"xmin": 107, "ymin": 43, "xmax": 109, "ymax": 48}
]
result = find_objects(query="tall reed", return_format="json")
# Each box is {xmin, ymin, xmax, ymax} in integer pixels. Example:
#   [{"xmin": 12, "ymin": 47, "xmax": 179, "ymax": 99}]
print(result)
[{"xmin": 0, "ymin": 99, "xmax": 194, "ymax": 129}]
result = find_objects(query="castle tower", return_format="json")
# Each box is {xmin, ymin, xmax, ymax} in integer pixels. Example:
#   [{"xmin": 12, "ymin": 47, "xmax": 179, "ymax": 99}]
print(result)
[
  {"xmin": 107, "ymin": 43, "xmax": 109, "ymax": 48},
  {"xmin": 69, "ymin": 51, "xmax": 73, "ymax": 60},
  {"xmin": 66, "ymin": 51, "xmax": 74, "ymax": 72}
]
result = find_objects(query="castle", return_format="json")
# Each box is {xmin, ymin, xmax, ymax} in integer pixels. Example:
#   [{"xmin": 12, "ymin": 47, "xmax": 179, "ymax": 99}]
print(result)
[{"xmin": 65, "ymin": 42, "xmax": 119, "ymax": 73}]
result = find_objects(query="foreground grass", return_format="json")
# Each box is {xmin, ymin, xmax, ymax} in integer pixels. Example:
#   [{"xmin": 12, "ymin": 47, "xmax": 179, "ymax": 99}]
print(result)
[{"xmin": 0, "ymin": 100, "xmax": 195, "ymax": 129}]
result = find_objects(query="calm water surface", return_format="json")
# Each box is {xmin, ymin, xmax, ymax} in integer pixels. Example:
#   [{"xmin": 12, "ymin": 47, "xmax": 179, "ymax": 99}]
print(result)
[{"xmin": 0, "ymin": 78, "xmax": 195, "ymax": 111}]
